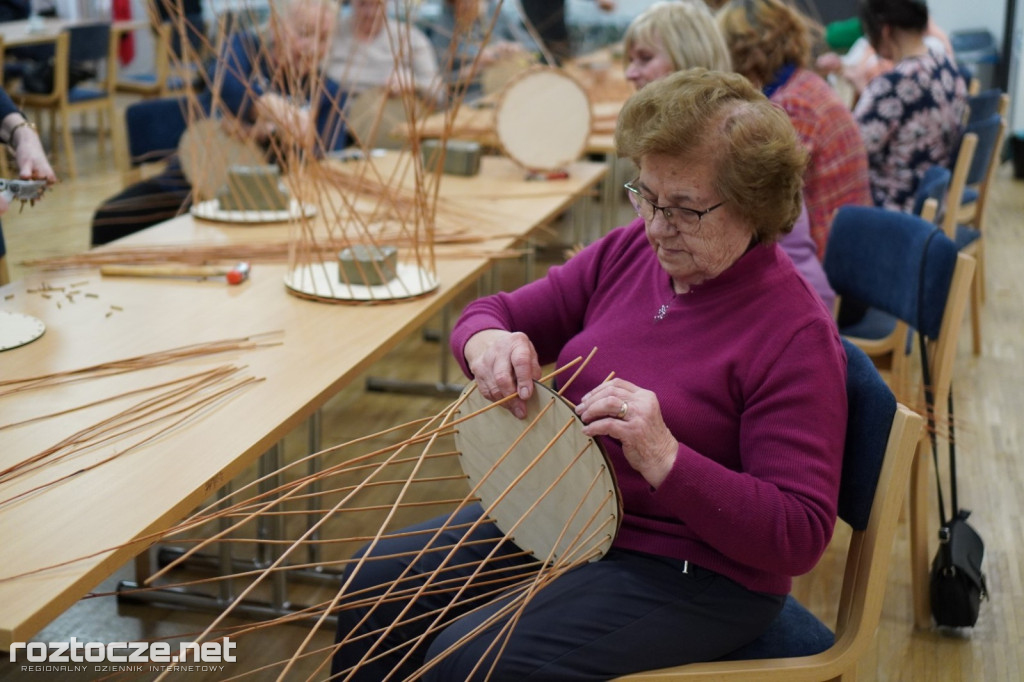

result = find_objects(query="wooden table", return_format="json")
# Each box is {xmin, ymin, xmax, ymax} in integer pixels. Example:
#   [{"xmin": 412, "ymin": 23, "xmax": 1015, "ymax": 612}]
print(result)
[
  {"xmin": 0, "ymin": 17, "xmax": 148, "ymax": 48},
  {"xmin": 0, "ymin": 153, "xmax": 606, "ymax": 650}
]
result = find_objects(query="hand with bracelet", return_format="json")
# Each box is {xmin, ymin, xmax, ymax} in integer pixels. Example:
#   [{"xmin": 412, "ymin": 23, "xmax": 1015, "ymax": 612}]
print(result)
[{"xmin": 1, "ymin": 110, "xmax": 57, "ymax": 213}]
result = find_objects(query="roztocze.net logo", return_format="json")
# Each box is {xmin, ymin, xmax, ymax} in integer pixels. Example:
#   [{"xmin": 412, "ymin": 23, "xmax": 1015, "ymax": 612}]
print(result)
[{"xmin": 10, "ymin": 636, "xmax": 236, "ymax": 673}]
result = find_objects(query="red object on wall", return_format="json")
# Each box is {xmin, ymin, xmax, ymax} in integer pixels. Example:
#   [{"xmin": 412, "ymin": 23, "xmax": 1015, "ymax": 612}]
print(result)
[{"xmin": 113, "ymin": 0, "xmax": 134, "ymax": 65}]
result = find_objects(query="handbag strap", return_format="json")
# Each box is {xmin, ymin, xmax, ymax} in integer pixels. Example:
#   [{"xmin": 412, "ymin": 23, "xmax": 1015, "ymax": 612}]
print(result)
[{"xmin": 915, "ymin": 228, "xmax": 958, "ymax": 526}]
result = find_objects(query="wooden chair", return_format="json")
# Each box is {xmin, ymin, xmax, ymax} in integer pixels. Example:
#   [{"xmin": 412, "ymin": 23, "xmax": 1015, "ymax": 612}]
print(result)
[
  {"xmin": 823, "ymin": 206, "xmax": 976, "ymax": 631},
  {"xmin": 114, "ymin": 22, "xmax": 188, "ymax": 99},
  {"xmin": 944, "ymin": 97, "xmax": 1008, "ymax": 356},
  {"xmin": 14, "ymin": 23, "xmax": 118, "ymax": 180},
  {"xmin": 615, "ymin": 340, "xmax": 924, "ymax": 681}
]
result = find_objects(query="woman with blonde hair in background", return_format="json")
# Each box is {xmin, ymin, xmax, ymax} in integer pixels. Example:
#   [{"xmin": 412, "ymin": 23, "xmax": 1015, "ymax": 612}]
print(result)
[{"xmin": 622, "ymin": 0, "xmax": 731, "ymax": 89}]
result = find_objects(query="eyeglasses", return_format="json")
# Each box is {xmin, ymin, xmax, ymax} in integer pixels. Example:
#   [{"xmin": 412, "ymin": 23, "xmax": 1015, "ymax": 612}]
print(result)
[{"xmin": 624, "ymin": 180, "xmax": 724, "ymax": 234}]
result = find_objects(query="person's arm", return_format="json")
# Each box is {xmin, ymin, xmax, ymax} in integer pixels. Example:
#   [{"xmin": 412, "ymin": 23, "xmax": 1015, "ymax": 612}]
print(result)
[
  {"xmin": 0, "ymin": 88, "xmax": 57, "ymax": 214},
  {"xmin": 217, "ymin": 31, "xmax": 264, "ymax": 122}
]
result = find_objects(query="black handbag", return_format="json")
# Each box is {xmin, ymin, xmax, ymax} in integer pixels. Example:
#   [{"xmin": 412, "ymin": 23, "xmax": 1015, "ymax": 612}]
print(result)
[
  {"xmin": 930, "ymin": 509, "xmax": 988, "ymax": 627},
  {"xmin": 916, "ymin": 233, "xmax": 988, "ymax": 627}
]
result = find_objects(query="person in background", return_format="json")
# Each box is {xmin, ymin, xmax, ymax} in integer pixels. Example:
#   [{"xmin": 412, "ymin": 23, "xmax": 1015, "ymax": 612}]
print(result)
[
  {"xmin": 90, "ymin": 0, "xmax": 345, "ymax": 245},
  {"xmin": 518, "ymin": 0, "xmax": 615, "ymax": 65},
  {"xmin": 718, "ymin": 0, "xmax": 872, "ymax": 260},
  {"xmin": 622, "ymin": 0, "xmax": 731, "ymax": 89},
  {"xmin": 422, "ymin": 0, "xmax": 534, "ymax": 101},
  {"xmin": 325, "ymin": 0, "xmax": 440, "ymax": 102},
  {"xmin": 623, "ymin": 0, "xmax": 834, "ymax": 310},
  {"xmin": 816, "ymin": 14, "xmax": 955, "ymax": 96},
  {"xmin": 331, "ymin": 68, "xmax": 847, "ymax": 680},
  {"xmin": 852, "ymin": 0, "xmax": 966, "ymax": 212}
]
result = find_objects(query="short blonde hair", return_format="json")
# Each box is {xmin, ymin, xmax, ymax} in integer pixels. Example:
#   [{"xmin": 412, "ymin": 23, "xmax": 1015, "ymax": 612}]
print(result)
[
  {"xmin": 717, "ymin": 0, "xmax": 812, "ymax": 87},
  {"xmin": 615, "ymin": 68, "xmax": 807, "ymax": 242},
  {"xmin": 623, "ymin": 1, "xmax": 732, "ymax": 73}
]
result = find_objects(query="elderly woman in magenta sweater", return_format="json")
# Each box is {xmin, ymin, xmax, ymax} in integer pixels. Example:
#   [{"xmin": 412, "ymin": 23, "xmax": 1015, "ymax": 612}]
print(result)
[{"xmin": 332, "ymin": 69, "xmax": 847, "ymax": 680}]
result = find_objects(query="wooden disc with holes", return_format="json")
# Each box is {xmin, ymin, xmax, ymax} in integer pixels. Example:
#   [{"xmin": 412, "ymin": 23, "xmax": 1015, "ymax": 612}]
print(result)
[
  {"xmin": 0, "ymin": 311, "xmax": 45, "ymax": 351},
  {"xmin": 453, "ymin": 381, "xmax": 620, "ymax": 564},
  {"xmin": 494, "ymin": 67, "xmax": 592, "ymax": 173},
  {"xmin": 347, "ymin": 87, "xmax": 428, "ymax": 151},
  {"xmin": 178, "ymin": 118, "xmax": 265, "ymax": 201}
]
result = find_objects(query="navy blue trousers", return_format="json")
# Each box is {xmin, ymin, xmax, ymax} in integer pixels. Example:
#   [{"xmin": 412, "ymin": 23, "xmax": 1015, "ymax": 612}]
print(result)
[{"xmin": 331, "ymin": 505, "xmax": 784, "ymax": 681}]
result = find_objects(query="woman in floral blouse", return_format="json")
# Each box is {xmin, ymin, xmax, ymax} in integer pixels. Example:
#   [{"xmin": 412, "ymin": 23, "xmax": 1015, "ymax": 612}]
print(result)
[{"xmin": 853, "ymin": 0, "xmax": 967, "ymax": 212}]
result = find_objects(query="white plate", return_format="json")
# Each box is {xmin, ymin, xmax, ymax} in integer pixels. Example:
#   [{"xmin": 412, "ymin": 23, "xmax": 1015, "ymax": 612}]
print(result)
[
  {"xmin": 0, "ymin": 311, "xmax": 46, "ymax": 351},
  {"xmin": 284, "ymin": 261, "xmax": 439, "ymax": 302},
  {"xmin": 190, "ymin": 198, "xmax": 317, "ymax": 224}
]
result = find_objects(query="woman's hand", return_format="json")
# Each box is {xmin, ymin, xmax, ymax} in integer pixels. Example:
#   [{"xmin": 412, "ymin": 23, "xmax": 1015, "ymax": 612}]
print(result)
[
  {"xmin": 463, "ymin": 329, "xmax": 541, "ymax": 419},
  {"xmin": 254, "ymin": 93, "xmax": 313, "ymax": 141},
  {"xmin": 12, "ymin": 123, "xmax": 57, "ymax": 185},
  {"xmin": 575, "ymin": 378, "xmax": 677, "ymax": 488}
]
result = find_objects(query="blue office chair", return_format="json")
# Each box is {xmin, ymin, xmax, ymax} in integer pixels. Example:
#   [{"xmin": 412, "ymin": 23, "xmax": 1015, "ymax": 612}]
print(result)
[{"xmin": 616, "ymin": 340, "xmax": 924, "ymax": 681}]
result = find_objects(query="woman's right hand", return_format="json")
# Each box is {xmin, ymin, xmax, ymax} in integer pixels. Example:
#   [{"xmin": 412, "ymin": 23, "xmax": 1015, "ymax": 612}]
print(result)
[{"xmin": 463, "ymin": 329, "xmax": 541, "ymax": 419}]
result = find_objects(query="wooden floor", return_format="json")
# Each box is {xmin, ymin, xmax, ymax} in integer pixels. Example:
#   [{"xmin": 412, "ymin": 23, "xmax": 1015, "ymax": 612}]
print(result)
[{"xmin": 0, "ymin": 113, "xmax": 1022, "ymax": 681}]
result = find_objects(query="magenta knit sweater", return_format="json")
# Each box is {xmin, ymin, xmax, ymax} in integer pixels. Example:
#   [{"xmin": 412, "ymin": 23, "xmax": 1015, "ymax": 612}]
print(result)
[{"xmin": 451, "ymin": 219, "xmax": 848, "ymax": 595}]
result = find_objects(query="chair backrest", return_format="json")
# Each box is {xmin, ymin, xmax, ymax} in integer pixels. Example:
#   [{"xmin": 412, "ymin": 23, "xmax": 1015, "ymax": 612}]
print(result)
[
  {"xmin": 824, "ymin": 206, "xmax": 976, "ymax": 411},
  {"xmin": 67, "ymin": 22, "xmax": 113, "ymax": 63},
  {"xmin": 119, "ymin": 92, "xmax": 212, "ymax": 172},
  {"xmin": 836, "ymin": 340, "xmax": 897, "ymax": 530},
  {"xmin": 965, "ymin": 88, "xmax": 1002, "ymax": 125},
  {"xmin": 953, "ymin": 113, "xmax": 1003, "ymax": 189},
  {"xmin": 825, "ymin": 207, "xmax": 957, "ymax": 340},
  {"xmin": 912, "ymin": 165, "xmax": 951, "ymax": 221}
]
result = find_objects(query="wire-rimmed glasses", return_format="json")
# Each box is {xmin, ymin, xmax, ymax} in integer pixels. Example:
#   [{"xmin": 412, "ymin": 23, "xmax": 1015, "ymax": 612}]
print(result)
[{"xmin": 624, "ymin": 180, "xmax": 724, "ymax": 235}]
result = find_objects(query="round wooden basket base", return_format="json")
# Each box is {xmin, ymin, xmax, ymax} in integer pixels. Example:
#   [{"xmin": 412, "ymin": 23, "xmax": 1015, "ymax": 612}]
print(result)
[
  {"xmin": 494, "ymin": 68, "xmax": 593, "ymax": 173},
  {"xmin": 190, "ymin": 198, "xmax": 317, "ymax": 224},
  {"xmin": 0, "ymin": 311, "xmax": 46, "ymax": 351},
  {"xmin": 284, "ymin": 261, "xmax": 439, "ymax": 302},
  {"xmin": 453, "ymin": 381, "xmax": 620, "ymax": 564}
]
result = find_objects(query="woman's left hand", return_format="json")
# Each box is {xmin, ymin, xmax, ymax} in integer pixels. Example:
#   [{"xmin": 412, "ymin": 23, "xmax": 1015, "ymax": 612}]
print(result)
[{"xmin": 575, "ymin": 378, "xmax": 678, "ymax": 488}]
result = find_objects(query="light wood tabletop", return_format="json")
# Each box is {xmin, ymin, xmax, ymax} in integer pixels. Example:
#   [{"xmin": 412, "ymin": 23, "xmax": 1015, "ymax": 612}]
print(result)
[
  {"xmin": 0, "ymin": 152, "xmax": 607, "ymax": 649},
  {"xmin": 0, "ymin": 17, "xmax": 149, "ymax": 48}
]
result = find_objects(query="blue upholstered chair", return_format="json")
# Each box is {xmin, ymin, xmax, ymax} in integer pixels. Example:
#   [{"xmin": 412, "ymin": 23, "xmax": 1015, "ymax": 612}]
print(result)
[
  {"xmin": 912, "ymin": 165, "xmax": 951, "ymax": 225},
  {"xmin": 615, "ymin": 340, "xmax": 923, "ymax": 681},
  {"xmin": 944, "ymin": 101, "xmax": 1007, "ymax": 356},
  {"xmin": 965, "ymin": 88, "xmax": 1003, "ymax": 125},
  {"xmin": 116, "ymin": 92, "xmax": 212, "ymax": 187},
  {"xmin": 826, "ymin": 206, "xmax": 976, "ymax": 631}
]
